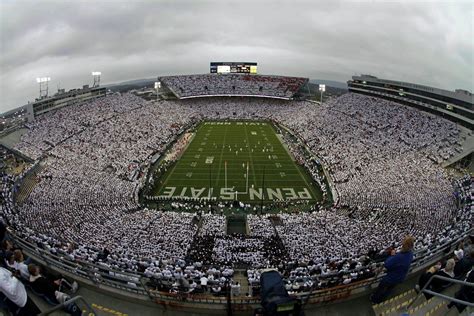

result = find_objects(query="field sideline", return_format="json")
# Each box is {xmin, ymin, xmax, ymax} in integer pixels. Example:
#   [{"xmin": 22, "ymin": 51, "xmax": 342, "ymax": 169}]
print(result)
[{"xmin": 152, "ymin": 121, "xmax": 322, "ymax": 203}]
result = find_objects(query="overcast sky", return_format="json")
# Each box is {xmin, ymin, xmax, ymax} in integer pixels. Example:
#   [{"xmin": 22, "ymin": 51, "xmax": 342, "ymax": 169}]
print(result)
[{"xmin": 0, "ymin": 0, "xmax": 472, "ymax": 113}]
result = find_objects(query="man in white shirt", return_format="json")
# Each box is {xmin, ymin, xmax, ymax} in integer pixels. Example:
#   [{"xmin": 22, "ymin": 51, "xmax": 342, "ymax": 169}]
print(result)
[
  {"xmin": 0, "ymin": 266, "xmax": 26, "ymax": 308},
  {"xmin": 200, "ymin": 275, "xmax": 208, "ymax": 291},
  {"xmin": 231, "ymin": 282, "xmax": 241, "ymax": 296},
  {"xmin": 0, "ymin": 267, "xmax": 40, "ymax": 315}
]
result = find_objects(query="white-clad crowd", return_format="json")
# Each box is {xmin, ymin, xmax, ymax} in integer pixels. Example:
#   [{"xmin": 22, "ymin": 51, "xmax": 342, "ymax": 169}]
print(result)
[
  {"xmin": 160, "ymin": 74, "xmax": 307, "ymax": 99},
  {"xmin": 1, "ymin": 92, "xmax": 471, "ymax": 296}
]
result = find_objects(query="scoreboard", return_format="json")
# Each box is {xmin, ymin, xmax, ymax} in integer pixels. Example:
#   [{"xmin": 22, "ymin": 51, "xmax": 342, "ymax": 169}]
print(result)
[{"xmin": 210, "ymin": 62, "xmax": 257, "ymax": 74}]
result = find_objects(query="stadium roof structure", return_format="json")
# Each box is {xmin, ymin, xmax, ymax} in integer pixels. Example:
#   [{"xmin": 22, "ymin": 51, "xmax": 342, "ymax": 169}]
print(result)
[
  {"xmin": 348, "ymin": 74, "xmax": 474, "ymax": 129},
  {"xmin": 159, "ymin": 74, "xmax": 309, "ymax": 100}
]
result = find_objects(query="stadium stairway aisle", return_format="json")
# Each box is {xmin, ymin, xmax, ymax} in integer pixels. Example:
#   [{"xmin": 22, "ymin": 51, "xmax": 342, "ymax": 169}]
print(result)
[
  {"xmin": 15, "ymin": 163, "xmax": 44, "ymax": 204},
  {"xmin": 371, "ymin": 289, "xmax": 417, "ymax": 315},
  {"xmin": 371, "ymin": 284, "xmax": 472, "ymax": 316},
  {"xmin": 233, "ymin": 269, "xmax": 250, "ymax": 296}
]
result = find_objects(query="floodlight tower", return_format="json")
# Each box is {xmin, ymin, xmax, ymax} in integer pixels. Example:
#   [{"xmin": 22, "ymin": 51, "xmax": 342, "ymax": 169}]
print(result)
[
  {"xmin": 92, "ymin": 71, "xmax": 101, "ymax": 87},
  {"xmin": 154, "ymin": 81, "xmax": 161, "ymax": 101},
  {"xmin": 36, "ymin": 77, "xmax": 51, "ymax": 98},
  {"xmin": 319, "ymin": 84, "xmax": 326, "ymax": 105}
]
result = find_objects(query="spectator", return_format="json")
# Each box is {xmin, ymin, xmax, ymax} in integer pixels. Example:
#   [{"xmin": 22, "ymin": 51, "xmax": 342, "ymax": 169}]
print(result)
[
  {"xmin": 200, "ymin": 275, "xmax": 208, "ymax": 291},
  {"xmin": 447, "ymin": 266, "xmax": 474, "ymax": 313},
  {"xmin": 454, "ymin": 248, "xmax": 464, "ymax": 261},
  {"xmin": 0, "ymin": 266, "xmax": 41, "ymax": 315},
  {"xmin": 231, "ymin": 281, "xmax": 241, "ymax": 296},
  {"xmin": 417, "ymin": 262, "xmax": 441, "ymax": 292},
  {"xmin": 28, "ymin": 263, "xmax": 78, "ymax": 304},
  {"xmin": 0, "ymin": 239, "xmax": 13, "ymax": 268},
  {"xmin": 430, "ymin": 259, "xmax": 456, "ymax": 295},
  {"xmin": 13, "ymin": 250, "xmax": 30, "ymax": 280},
  {"xmin": 371, "ymin": 236, "xmax": 415, "ymax": 304},
  {"xmin": 4, "ymin": 251, "xmax": 16, "ymax": 271},
  {"xmin": 418, "ymin": 259, "xmax": 456, "ymax": 299},
  {"xmin": 454, "ymin": 248, "xmax": 474, "ymax": 278}
]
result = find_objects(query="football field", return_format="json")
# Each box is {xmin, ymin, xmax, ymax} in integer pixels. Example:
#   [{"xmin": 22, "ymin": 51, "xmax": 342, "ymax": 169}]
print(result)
[{"xmin": 152, "ymin": 121, "xmax": 322, "ymax": 203}]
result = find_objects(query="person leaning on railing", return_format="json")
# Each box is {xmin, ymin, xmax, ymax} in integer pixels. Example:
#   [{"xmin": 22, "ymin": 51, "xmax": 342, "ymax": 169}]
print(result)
[
  {"xmin": 370, "ymin": 236, "xmax": 415, "ymax": 304},
  {"xmin": 27, "ymin": 263, "xmax": 79, "ymax": 304},
  {"xmin": 416, "ymin": 258, "xmax": 456, "ymax": 299}
]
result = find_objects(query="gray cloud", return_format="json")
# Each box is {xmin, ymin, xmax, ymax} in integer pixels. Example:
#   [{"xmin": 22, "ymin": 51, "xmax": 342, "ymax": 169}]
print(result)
[{"xmin": 1, "ymin": 0, "xmax": 472, "ymax": 112}]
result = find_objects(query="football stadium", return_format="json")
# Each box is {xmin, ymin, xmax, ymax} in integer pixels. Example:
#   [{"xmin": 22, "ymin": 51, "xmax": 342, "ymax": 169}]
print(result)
[
  {"xmin": 1, "ymin": 65, "xmax": 473, "ymax": 316},
  {"xmin": 0, "ymin": 3, "xmax": 473, "ymax": 316}
]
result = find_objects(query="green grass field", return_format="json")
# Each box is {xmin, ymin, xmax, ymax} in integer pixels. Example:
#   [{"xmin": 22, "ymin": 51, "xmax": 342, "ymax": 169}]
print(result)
[{"xmin": 152, "ymin": 121, "xmax": 322, "ymax": 203}]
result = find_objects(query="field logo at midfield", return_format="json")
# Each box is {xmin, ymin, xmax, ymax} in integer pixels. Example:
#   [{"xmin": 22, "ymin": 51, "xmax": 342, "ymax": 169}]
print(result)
[{"xmin": 159, "ymin": 187, "xmax": 312, "ymax": 200}]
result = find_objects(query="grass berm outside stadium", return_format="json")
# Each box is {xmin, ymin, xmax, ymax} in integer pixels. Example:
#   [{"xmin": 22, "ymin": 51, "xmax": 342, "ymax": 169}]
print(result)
[{"xmin": 152, "ymin": 121, "xmax": 323, "ymax": 204}]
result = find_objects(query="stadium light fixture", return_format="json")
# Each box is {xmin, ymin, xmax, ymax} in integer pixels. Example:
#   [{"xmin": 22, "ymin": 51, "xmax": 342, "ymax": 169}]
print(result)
[
  {"xmin": 36, "ymin": 77, "xmax": 51, "ymax": 83},
  {"xmin": 154, "ymin": 82, "xmax": 161, "ymax": 101},
  {"xmin": 36, "ymin": 77, "xmax": 51, "ymax": 98},
  {"xmin": 319, "ymin": 84, "xmax": 326, "ymax": 104},
  {"xmin": 92, "ymin": 71, "xmax": 101, "ymax": 87}
]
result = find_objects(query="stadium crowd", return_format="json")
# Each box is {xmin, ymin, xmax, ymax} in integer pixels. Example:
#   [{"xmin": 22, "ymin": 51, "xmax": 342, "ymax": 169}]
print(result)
[
  {"xmin": 1, "ymin": 91, "xmax": 472, "ymax": 299},
  {"xmin": 160, "ymin": 74, "xmax": 307, "ymax": 99}
]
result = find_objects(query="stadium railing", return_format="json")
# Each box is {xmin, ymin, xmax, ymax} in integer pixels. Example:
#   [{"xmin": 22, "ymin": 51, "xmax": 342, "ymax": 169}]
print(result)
[
  {"xmin": 406, "ymin": 274, "xmax": 474, "ymax": 312},
  {"xmin": 7, "ymin": 227, "xmax": 472, "ymax": 309}
]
